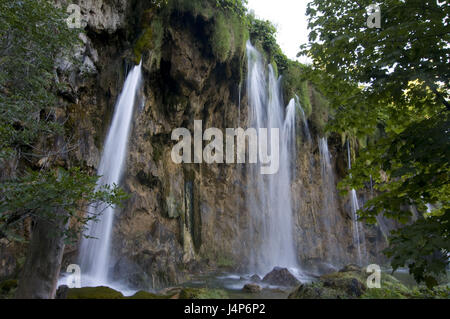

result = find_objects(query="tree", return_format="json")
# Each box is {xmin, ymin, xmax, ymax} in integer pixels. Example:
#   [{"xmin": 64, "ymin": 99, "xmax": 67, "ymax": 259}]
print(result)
[
  {"xmin": 301, "ymin": 0, "xmax": 449, "ymax": 287},
  {"xmin": 0, "ymin": 0, "xmax": 125, "ymax": 298}
]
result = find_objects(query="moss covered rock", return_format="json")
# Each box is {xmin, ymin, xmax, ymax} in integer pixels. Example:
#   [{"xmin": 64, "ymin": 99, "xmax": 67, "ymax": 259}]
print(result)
[
  {"xmin": 66, "ymin": 287, "xmax": 126, "ymax": 299},
  {"xmin": 0, "ymin": 279, "xmax": 18, "ymax": 298},
  {"xmin": 289, "ymin": 265, "xmax": 413, "ymax": 299},
  {"xmin": 178, "ymin": 288, "xmax": 229, "ymax": 299},
  {"xmin": 127, "ymin": 290, "xmax": 173, "ymax": 299}
]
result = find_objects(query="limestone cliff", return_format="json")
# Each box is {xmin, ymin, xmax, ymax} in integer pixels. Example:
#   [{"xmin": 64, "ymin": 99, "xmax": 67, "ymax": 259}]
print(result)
[{"xmin": 1, "ymin": 0, "xmax": 389, "ymax": 289}]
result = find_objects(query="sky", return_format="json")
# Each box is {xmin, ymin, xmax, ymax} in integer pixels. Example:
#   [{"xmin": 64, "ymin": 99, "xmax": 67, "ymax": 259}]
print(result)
[{"xmin": 246, "ymin": 0, "xmax": 311, "ymax": 64}]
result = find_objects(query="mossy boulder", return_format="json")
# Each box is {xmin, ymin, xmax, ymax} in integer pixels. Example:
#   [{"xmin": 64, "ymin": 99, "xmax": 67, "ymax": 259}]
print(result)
[
  {"xmin": 65, "ymin": 287, "xmax": 126, "ymax": 299},
  {"xmin": 289, "ymin": 265, "xmax": 413, "ymax": 299},
  {"xmin": 178, "ymin": 288, "xmax": 229, "ymax": 299},
  {"xmin": 0, "ymin": 279, "xmax": 18, "ymax": 298},
  {"xmin": 127, "ymin": 290, "xmax": 173, "ymax": 299}
]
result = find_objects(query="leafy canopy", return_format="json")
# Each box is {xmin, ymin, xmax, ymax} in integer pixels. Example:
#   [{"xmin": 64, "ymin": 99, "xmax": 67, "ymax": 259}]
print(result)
[
  {"xmin": 302, "ymin": 0, "xmax": 449, "ymax": 287},
  {"xmin": 0, "ymin": 0, "xmax": 125, "ymax": 244}
]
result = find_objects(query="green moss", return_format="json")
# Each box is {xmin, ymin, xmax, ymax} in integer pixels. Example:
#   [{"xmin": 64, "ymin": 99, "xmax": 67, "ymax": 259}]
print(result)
[
  {"xmin": 309, "ymin": 86, "xmax": 331, "ymax": 135},
  {"xmin": 216, "ymin": 255, "xmax": 235, "ymax": 269},
  {"xmin": 64, "ymin": 287, "xmax": 176, "ymax": 300},
  {"xmin": 134, "ymin": 27, "xmax": 153, "ymax": 63},
  {"xmin": 127, "ymin": 291, "xmax": 173, "ymax": 299},
  {"xmin": 211, "ymin": 13, "xmax": 233, "ymax": 63},
  {"xmin": 289, "ymin": 267, "xmax": 421, "ymax": 300},
  {"xmin": 66, "ymin": 287, "xmax": 125, "ymax": 299},
  {"xmin": 152, "ymin": 143, "xmax": 164, "ymax": 163},
  {"xmin": 133, "ymin": 17, "xmax": 164, "ymax": 67},
  {"xmin": 167, "ymin": 0, "xmax": 215, "ymax": 20},
  {"xmin": 0, "ymin": 279, "xmax": 18, "ymax": 299},
  {"xmin": 179, "ymin": 288, "xmax": 229, "ymax": 299},
  {"xmin": 149, "ymin": 17, "xmax": 164, "ymax": 69}
]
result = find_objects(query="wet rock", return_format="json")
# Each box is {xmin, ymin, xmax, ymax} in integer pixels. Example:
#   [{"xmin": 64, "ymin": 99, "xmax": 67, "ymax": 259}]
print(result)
[
  {"xmin": 243, "ymin": 284, "xmax": 262, "ymax": 293},
  {"xmin": 56, "ymin": 286, "xmax": 175, "ymax": 299},
  {"xmin": 316, "ymin": 262, "xmax": 339, "ymax": 275},
  {"xmin": 262, "ymin": 267, "xmax": 300, "ymax": 287},
  {"xmin": 0, "ymin": 279, "xmax": 18, "ymax": 298},
  {"xmin": 250, "ymin": 274, "xmax": 262, "ymax": 283},
  {"xmin": 178, "ymin": 288, "xmax": 229, "ymax": 299},
  {"xmin": 64, "ymin": 286, "xmax": 125, "ymax": 299},
  {"xmin": 55, "ymin": 285, "xmax": 69, "ymax": 299},
  {"xmin": 288, "ymin": 268, "xmax": 411, "ymax": 299},
  {"xmin": 323, "ymin": 277, "xmax": 366, "ymax": 298},
  {"xmin": 128, "ymin": 291, "xmax": 173, "ymax": 299}
]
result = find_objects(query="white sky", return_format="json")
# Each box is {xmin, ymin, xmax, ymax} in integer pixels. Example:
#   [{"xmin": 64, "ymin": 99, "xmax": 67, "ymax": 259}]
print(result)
[{"xmin": 246, "ymin": 0, "xmax": 311, "ymax": 64}]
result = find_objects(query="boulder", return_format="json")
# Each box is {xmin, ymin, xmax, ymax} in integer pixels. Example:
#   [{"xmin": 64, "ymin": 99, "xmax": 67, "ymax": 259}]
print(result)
[
  {"xmin": 63, "ymin": 286, "xmax": 125, "ymax": 299},
  {"xmin": 289, "ymin": 265, "xmax": 414, "ymax": 299},
  {"xmin": 262, "ymin": 267, "xmax": 301, "ymax": 286},
  {"xmin": 178, "ymin": 288, "xmax": 229, "ymax": 299},
  {"xmin": 250, "ymin": 274, "xmax": 262, "ymax": 283},
  {"xmin": 243, "ymin": 284, "xmax": 262, "ymax": 293},
  {"xmin": 0, "ymin": 279, "xmax": 18, "ymax": 298}
]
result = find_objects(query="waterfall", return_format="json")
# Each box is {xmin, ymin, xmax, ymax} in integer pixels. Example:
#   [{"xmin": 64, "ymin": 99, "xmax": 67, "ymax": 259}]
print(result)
[
  {"xmin": 246, "ymin": 41, "xmax": 300, "ymax": 276},
  {"xmin": 318, "ymin": 137, "xmax": 343, "ymax": 264},
  {"xmin": 78, "ymin": 62, "xmax": 143, "ymax": 286},
  {"xmin": 347, "ymin": 141, "xmax": 367, "ymax": 265}
]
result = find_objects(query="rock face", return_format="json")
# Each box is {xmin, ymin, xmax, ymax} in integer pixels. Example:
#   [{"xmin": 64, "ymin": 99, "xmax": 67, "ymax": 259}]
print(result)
[
  {"xmin": 56, "ymin": 1, "xmax": 389, "ymax": 290},
  {"xmin": 0, "ymin": 1, "xmax": 390, "ymax": 291},
  {"xmin": 262, "ymin": 268, "xmax": 301, "ymax": 287}
]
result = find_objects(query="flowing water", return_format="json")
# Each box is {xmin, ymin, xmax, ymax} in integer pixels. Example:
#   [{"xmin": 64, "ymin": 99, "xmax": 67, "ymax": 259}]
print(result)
[
  {"xmin": 246, "ymin": 41, "xmax": 301, "ymax": 277},
  {"xmin": 318, "ymin": 137, "xmax": 344, "ymax": 265},
  {"xmin": 347, "ymin": 142, "xmax": 367, "ymax": 265},
  {"xmin": 78, "ymin": 62, "xmax": 143, "ymax": 287}
]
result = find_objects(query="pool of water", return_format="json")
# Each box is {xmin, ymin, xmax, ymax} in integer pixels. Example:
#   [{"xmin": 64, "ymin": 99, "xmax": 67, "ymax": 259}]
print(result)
[{"xmin": 180, "ymin": 270, "xmax": 314, "ymax": 299}]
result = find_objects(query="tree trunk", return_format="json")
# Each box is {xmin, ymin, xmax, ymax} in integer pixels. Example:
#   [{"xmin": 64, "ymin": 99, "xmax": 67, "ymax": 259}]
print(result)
[{"xmin": 15, "ymin": 213, "xmax": 66, "ymax": 299}]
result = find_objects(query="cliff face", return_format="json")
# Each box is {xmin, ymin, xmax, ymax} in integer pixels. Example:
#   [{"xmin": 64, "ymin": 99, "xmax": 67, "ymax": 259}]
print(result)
[{"xmin": 1, "ymin": 0, "xmax": 387, "ymax": 288}]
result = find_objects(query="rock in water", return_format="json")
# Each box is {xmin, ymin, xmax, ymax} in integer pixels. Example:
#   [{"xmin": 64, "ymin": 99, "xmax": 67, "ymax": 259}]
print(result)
[
  {"xmin": 250, "ymin": 274, "xmax": 262, "ymax": 283},
  {"xmin": 262, "ymin": 267, "xmax": 300, "ymax": 286},
  {"xmin": 243, "ymin": 284, "xmax": 262, "ymax": 293}
]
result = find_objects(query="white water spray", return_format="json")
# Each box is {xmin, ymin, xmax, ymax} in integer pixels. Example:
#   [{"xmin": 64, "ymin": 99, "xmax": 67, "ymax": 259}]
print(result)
[
  {"xmin": 78, "ymin": 62, "xmax": 143, "ymax": 287},
  {"xmin": 347, "ymin": 141, "xmax": 367, "ymax": 265},
  {"xmin": 246, "ymin": 41, "xmax": 300, "ymax": 276},
  {"xmin": 318, "ymin": 137, "xmax": 346, "ymax": 265}
]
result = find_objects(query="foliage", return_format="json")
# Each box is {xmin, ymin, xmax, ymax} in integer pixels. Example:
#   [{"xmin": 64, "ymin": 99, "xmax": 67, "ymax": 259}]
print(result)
[
  {"xmin": 303, "ymin": 0, "xmax": 449, "ymax": 286},
  {"xmin": 133, "ymin": 16, "xmax": 165, "ymax": 67},
  {"xmin": 282, "ymin": 61, "xmax": 310, "ymax": 110},
  {"xmin": 215, "ymin": 0, "xmax": 248, "ymax": 18},
  {"xmin": 0, "ymin": 0, "xmax": 79, "ymax": 157},
  {"xmin": 0, "ymin": 0, "xmax": 125, "ymax": 244},
  {"xmin": 0, "ymin": 168, "xmax": 127, "ymax": 244},
  {"xmin": 247, "ymin": 14, "xmax": 289, "ymax": 73},
  {"xmin": 211, "ymin": 12, "xmax": 234, "ymax": 63}
]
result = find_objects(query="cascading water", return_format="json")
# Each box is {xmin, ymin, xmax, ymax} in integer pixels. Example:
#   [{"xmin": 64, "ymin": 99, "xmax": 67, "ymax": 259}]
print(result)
[
  {"xmin": 246, "ymin": 41, "xmax": 300, "ymax": 276},
  {"xmin": 318, "ymin": 137, "xmax": 344, "ymax": 265},
  {"xmin": 78, "ymin": 62, "xmax": 143, "ymax": 287},
  {"xmin": 347, "ymin": 141, "xmax": 367, "ymax": 265}
]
